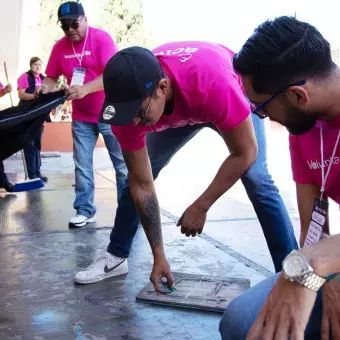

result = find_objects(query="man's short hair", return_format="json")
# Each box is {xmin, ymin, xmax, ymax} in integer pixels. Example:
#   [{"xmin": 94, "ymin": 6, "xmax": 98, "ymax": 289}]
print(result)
[
  {"xmin": 30, "ymin": 57, "xmax": 42, "ymax": 67},
  {"xmin": 233, "ymin": 16, "xmax": 336, "ymax": 93}
]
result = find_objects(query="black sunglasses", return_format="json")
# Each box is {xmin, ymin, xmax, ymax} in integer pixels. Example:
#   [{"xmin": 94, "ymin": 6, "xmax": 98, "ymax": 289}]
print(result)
[
  {"xmin": 252, "ymin": 80, "xmax": 307, "ymax": 119},
  {"xmin": 60, "ymin": 20, "xmax": 80, "ymax": 31}
]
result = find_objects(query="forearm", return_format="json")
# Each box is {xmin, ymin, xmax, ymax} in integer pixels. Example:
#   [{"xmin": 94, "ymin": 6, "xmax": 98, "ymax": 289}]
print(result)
[
  {"xmin": 83, "ymin": 75, "xmax": 103, "ymax": 94},
  {"xmin": 18, "ymin": 92, "xmax": 35, "ymax": 101},
  {"xmin": 0, "ymin": 89, "xmax": 6, "ymax": 98},
  {"xmin": 130, "ymin": 182, "xmax": 165, "ymax": 257},
  {"xmin": 43, "ymin": 77, "xmax": 58, "ymax": 92},
  {"xmin": 301, "ymin": 233, "xmax": 340, "ymax": 276},
  {"xmin": 194, "ymin": 152, "xmax": 255, "ymax": 211}
]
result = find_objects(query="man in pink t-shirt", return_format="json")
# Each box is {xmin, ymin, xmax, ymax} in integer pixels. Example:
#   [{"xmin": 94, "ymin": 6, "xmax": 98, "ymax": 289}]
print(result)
[
  {"xmin": 221, "ymin": 16, "xmax": 340, "ymax": 340},
  {"xmin": 17, "ymin": 56, "xmax": 47, "ymax": 182},
  {"xmin": 41, "ymin": 1, "xmax": 127, "ymax": 228},
  {"xmin": 74, "ymin": 42, "xmax": 298, "ymax": 291}
]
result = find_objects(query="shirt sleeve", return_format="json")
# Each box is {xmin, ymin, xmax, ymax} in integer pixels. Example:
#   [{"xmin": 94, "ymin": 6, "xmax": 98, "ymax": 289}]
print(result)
[
  {"xmin": 17, "ymin": 73, "xmax": 29, "ymax": 90},
  {"xmin": 0, "ymin": 82, "xmax": 4, "ymax": 89},
  {"xmin": 96, "ymin": 30, "xmax": 118, "ymax": 72},
  {"xmin": 112, "ymin": 125, "xmax": 147, "ymax": 152},
  {"xmin": 45, "ymin": 43, "xmax": 62, "ymax": 79},
  {"xmin": 202, "ymin": 72, "xmax": 251, "ymax": 131},
  {"xmin": 289, "ymin": 134, "xmax": 314, "ymax": 184}
]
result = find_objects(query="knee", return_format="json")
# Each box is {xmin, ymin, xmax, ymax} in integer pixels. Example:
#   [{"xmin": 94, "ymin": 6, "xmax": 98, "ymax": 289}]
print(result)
[{"xmin": 219, "ymin": 298, "xmax": 250, "ymax": 340}]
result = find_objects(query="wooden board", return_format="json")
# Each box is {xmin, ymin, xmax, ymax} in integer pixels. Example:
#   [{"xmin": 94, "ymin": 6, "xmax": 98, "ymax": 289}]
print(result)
[{"xmin": 136, "ymin": 272, "xmax": 250, "ymax": 313}]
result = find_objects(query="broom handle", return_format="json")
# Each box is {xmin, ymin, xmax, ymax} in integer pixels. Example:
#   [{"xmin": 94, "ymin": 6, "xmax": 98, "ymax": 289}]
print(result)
[
  {"xmin": 4, "ymin": 61, "xmax": 29, "ymax": 180},
  {"xmin": 3, "ymin": 62, "xmax": 13, "ymax": 106}
]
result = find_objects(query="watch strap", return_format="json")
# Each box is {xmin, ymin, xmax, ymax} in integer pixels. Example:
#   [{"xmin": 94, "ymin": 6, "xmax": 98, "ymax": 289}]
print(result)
[{"xmin": 300, "ymin": 272, "xmax": 326, "ymax": 291}]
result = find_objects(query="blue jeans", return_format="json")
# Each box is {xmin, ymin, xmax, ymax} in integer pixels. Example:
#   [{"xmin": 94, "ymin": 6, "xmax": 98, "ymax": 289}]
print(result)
[
  {"xmin": 108, "ymin": 114, "xmax": 298, "ymax": 271},
  {"xmin": 72, "ymin": 120, "xmax": 127, "ymax": 217},
  {"xmin": 219, "ymin": 273, "xmax": 324, "ymax": 339}
]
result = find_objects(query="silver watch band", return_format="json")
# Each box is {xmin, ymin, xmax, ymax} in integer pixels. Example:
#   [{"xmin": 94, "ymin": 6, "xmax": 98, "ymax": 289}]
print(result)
[{"xmin": 299, "ymin": 272, "xmax": 326, "ymax": 292}]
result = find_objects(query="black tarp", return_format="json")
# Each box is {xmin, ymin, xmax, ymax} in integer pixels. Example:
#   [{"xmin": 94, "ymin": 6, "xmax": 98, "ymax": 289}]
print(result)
[{"xmin": 0, "ymin": 91, "xmax": 66, "ymax": 161}]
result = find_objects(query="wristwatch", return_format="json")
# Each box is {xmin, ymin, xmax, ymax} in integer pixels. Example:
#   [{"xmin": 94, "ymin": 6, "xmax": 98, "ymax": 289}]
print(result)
[{"xmin": 282, "ymin": 250, "xmax": 326, "ymax": 292}]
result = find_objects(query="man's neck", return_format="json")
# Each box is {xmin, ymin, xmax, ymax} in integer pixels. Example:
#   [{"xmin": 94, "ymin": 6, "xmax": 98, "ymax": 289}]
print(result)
[
  {"xmin": 318, "ymin": 68, "xmax": 340, "ymax": 120},
  {"xmin": 31, "ymin": 71, "xmax": 39, "ymax": 77},
  {"xmin": 164, "ymin": 76, "xmax": 174, "ymax": 115}
]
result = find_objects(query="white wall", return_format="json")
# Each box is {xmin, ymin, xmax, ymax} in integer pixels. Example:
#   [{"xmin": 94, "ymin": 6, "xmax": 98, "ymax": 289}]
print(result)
[{"xmin": 0, "ymin": 0, "xmax": 22, "ymax": 107}]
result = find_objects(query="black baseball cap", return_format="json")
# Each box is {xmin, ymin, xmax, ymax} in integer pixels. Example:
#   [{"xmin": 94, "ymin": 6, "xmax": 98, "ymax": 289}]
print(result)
[
  {"xmin": 100, "ymin": 46, "xmax": 164, "ymax": 126},
  {"xmin": 58, "ymin": 2, "xmax": 85, "ymax": 21}
]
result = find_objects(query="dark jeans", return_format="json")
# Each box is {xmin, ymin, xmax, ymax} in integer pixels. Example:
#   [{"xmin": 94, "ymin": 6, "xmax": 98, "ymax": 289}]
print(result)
[
  {"xmin": 23, "ymin": 126, "xmax": 44, "ymax": 179},
  {"xmin": 107, "ymin": 114, "xmax": 298, "ymax": 272},
  {"xmin": 0, "ymin": 161, "xmax": 10, "ymax": 188}
]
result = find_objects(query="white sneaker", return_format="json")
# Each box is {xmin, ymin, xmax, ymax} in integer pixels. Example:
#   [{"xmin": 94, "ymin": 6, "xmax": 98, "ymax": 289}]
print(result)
[
  {"xmin": 74, "ymin": 252, "xmax": 128, "ymax": 284},
  {"xmin": 69, "ymin": 214, "xmax": 96, "ymax": 228}
]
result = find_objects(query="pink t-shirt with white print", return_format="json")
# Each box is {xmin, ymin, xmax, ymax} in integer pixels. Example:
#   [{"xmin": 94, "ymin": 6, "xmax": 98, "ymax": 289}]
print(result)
[
  {"xmin": 46, "ymin": 26, "xmax": 118, "ymax": 123},
  {"xmin": 290, "ymin": 117, "xmax": 340, "ymax": 204},
  {"xmin": 112, "ymin": 41, "xmax": 251, "ymax": 151}
]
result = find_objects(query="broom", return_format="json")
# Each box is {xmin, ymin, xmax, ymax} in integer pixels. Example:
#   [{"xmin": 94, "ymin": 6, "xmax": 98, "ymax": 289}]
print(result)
[{"xmin": 3, "ymin": 62, "xmax": 44, "ymax": 192}]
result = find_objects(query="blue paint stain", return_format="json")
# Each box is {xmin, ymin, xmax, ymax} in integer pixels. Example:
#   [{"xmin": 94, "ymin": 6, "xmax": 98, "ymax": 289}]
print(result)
[{"xmin": 73, "ymin": 324, "xmax": 83, "ymax": 340}]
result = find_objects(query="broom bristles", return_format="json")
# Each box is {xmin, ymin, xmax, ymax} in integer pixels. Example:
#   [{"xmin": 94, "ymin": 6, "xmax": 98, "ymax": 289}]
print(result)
[{"xmin": 12, "ymin": 178, "xmax": 45, "ymax": 192}]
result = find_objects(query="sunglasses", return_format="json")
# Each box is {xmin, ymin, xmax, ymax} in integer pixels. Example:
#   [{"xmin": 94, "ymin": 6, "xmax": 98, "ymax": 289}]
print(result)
[
  {"xmin": 137, "ymin": 88, "xmax": 155, "ymax": 120},
  {"xmin": 252, "ymin": 80, "xmax": 307, "ymax": 119},
  {"xmin": 59, "ymin": 20, "xmax": 80, "ymax": 31}
]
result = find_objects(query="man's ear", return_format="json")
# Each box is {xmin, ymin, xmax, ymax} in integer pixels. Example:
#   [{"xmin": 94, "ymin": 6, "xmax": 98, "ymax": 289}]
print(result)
[
  {"xmin": 157, "ymin": 78, "xmax": 168, "ymax": 93},
  {"xmin": 285, "ymin": 86, "xmax": 309, "ymax": 107}
]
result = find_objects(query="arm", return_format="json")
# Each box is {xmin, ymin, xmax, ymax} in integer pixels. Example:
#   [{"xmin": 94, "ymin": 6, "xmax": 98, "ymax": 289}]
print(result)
[
  {"xmin": 123, "ymin": 148, "xmax": 164, "ymax": 256},
  {"xmin": 18, "ymin": 89, "xmax": 35, "ymax": 101},
  {"xmin": 42, "ymin": 76, "xmax": 58, "ymax": 92},
  {"xmin": 83, "ymin": 75, "xmax": 103, "ymax": 93},
  {"xmin": 123, "ymin": 148, "xmax": 174, "ymax": 291},
  {"xmin": 0, "ymin": 84, "xmax": 12, "ymax": 98},
  {"xmin": 194, "ymin": 115, "xmax": 257, "ymax": 211}
]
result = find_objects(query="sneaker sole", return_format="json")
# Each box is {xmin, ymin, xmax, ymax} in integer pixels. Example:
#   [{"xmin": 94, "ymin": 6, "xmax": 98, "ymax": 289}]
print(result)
[
  {"xmin": 69, "ymin": 216, "xmax": 96, "ymax": 229},
  {"xmin": 74, "ymin": 261, "xmax": 128, "ymax": 284}
]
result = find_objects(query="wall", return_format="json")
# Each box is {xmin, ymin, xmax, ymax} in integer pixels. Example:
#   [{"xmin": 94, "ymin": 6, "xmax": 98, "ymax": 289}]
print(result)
[{"xmin": 0, "ymin": 0, "xmax": 22, "ymax": 108}]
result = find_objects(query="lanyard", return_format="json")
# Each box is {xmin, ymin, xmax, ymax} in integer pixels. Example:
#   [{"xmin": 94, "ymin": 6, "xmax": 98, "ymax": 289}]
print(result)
[
  {"xmin": 71, "ymin": 29, "xmax": 89, "ymax": 66},
  {"xmin": 320, "ymin": 124, "xmax": 340, "ymax": 199}
]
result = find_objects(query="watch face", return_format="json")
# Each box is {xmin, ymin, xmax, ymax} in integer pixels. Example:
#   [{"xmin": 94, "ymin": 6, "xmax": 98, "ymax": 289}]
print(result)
[{"xmin": 283, "ymin": 253, "xmax": 306, "ymax": 277}]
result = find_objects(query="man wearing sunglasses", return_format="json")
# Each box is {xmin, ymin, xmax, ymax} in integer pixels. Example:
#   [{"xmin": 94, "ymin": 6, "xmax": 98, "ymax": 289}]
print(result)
[
  {"xmin": 74, "ymin": 42, "xmax": 298, "ymax": 293},
  {"xmin": 40, "ymin": 1, "xmax": 127, "ymax": 228},
  {"xmin": 220, "ymin": 16, "xmax": 340, "ymax": 339}
]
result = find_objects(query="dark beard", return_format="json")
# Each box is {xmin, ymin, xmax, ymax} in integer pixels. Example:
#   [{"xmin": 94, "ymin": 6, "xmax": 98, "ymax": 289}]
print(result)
[
  {"xmin": 163, "ymin": 99, "xmax": 174, "ymax": 116},
  {"xmin": 285, "ymin": 114, "xmax": 317, "ymax": 135}
]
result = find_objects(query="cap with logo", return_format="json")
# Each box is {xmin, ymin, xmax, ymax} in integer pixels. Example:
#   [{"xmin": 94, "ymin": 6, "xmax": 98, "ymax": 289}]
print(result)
[
  {"xmin": 99, "ymin": 46, "xmax": 164, "ymax": 126},
  {"xmin": 58, "ymin": 1, "xmax": 85, "ymax": 21}
]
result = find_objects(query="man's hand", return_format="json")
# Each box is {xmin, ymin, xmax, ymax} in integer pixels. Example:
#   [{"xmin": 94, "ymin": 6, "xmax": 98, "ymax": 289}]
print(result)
[
  {"xmin": 322, "ymin": 276, "xmax": 340, "ymax": 340},
  {"xmin": 4, "ymin": 84, "xmax": 12, "ymax": 93},
  {"xmin": 177, "ymin": 204, "xmax": 207, "ymax": 237},
  {"xmin": 34, "ymin": 84, "xmax": 49, "ymax": 98},
  {"xmin": 247, "ymin": 274, "xmax": 317, "ymax": 340},
  {"xmin": 66, "ymin": 85, "xmax": 88, "ymax": 101},
  {"xmin": 150, "ymin": 255, "xmax": 175, "ymax": 293}
]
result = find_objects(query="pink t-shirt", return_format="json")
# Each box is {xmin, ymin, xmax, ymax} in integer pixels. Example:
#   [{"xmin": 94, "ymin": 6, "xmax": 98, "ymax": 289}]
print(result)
[
  {"xmin": 290, "ymin": 117, "xmax": 340, "ymax": 204},
  {"xmin": 17, "ymin": 73, "xmax": 42, "ymax": 90},
  {"xmin": 112, "ymin": 41, "xmax": 250, "ymax": 151},
  {"xmin": 46, "ymin": 26, "xmax": 118, "ymax": 123}
]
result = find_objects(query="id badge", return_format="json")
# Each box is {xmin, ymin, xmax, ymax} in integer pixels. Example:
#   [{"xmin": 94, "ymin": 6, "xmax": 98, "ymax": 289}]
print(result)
[
  {"xmin": 70, "ymin": 67, "xmax": 86, "ymax": 86},
  {"xmin": 303, "ymin": 197, "xmax": 329, "ymax": 247}
]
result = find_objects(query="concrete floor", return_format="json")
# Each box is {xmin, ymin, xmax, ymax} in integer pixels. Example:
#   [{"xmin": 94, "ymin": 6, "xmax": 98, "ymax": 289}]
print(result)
[{"xmin": 1, "ymin": 124, "xmax": 338, "ymax": 339}]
